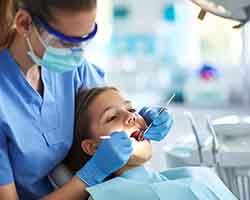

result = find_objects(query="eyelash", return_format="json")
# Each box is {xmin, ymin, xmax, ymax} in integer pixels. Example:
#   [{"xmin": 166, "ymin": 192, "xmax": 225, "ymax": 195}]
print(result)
[
  {"xmin": 106, "ymin": 115, "xmax": 117, "ymax": 123},
  {"xmin": 106, "ymin": 108, "xmax": 136, "ymax": 123},
  {"xmin": 60, "ymin": 40, "xmax": 74, "ymax": 48},
  {"xmin": 128, "ymin": 108, "xmax": 136, "ymax": 113}
]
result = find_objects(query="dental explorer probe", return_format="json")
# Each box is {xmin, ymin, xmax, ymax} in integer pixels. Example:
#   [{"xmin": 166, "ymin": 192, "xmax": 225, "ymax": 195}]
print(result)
[{"xmin": 100, "ymin": 94, "xmax": 175, "ymax": 140}]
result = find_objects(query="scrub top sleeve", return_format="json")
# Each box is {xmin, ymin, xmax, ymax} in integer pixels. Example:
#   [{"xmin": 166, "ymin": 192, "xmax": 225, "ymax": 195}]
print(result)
[
  {"xmin": 75, "ymin": 61, "xmax": 106, "ymax": 92},
  {"xmin": 0, "ymin": 125, "xmax": 14, "ymax": 185}
]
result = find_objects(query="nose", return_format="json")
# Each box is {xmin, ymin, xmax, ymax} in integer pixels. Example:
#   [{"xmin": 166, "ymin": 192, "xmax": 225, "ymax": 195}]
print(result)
[{"xmin": 125, "ymin": 112, "xmax": 136, "ymax": 126}]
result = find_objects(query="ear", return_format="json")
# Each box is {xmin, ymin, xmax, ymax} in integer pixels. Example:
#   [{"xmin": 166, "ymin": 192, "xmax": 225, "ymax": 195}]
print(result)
[
  {"xmin": 81, "ymin": 139, "xmax": 98, "ymax": 156},
  {"xmin": 15, "ymin": 9, "xmax": 33, "ymax": 37}
]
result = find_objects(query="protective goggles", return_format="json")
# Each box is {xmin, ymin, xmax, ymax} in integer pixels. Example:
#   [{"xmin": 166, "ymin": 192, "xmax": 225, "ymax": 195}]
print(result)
[{"xmin": 32, "ymin": 15, "xmax": 98, "ymax": 49}]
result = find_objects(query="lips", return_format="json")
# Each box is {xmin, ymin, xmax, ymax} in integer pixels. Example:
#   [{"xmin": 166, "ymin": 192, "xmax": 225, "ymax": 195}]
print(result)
[{"xmin": 130, "ymin": 130, "xmax": 144, "ymax": 141}]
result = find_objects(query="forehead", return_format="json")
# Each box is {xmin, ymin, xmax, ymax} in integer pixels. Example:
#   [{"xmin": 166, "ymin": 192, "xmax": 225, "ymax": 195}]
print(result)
[
  {"xmin": 88, "ymin": 90, "xmax": 126, "ymax": 117},
  {"xmin": 48, "ymin": 8, "xmax": 97, "ymax": 37}
]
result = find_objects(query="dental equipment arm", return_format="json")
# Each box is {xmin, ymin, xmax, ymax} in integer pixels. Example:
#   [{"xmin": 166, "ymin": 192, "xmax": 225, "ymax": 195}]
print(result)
[
  {"xmin": 184, "ymin": 111, "xmax": 204, "ymax": 165},
  {"xmin": 206, "ymin": 116, "xmax": 222, "ymax": 177}
]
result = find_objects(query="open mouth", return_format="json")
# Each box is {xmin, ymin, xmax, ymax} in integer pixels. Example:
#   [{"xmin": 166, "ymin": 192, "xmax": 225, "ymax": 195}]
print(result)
[{"xmin": 130, "ymin": 130, "xmax": 144, "ymax": 141}]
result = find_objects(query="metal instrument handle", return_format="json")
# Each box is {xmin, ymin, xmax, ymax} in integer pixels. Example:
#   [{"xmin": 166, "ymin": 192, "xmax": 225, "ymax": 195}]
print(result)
[{"xmin": 184, "ymin": 111, "xmax": 204, "ymax": 165}]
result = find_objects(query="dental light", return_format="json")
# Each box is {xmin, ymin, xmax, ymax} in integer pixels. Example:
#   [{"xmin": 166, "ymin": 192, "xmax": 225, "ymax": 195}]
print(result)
[{"xmin": 190, "ymin": 0, "xmax": 250, "ymax": 28}]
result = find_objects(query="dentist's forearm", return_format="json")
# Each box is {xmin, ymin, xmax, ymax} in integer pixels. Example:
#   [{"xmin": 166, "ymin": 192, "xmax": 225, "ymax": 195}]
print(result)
[{"xmin": 41, "ymin": 176, "xmax": 89, "ymax": 200}]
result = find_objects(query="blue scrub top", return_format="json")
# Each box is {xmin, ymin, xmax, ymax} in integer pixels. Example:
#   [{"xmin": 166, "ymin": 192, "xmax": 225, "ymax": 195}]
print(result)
[{"xmin": 0, "ymin": 49, "xmax": 105, "ymax": 199}]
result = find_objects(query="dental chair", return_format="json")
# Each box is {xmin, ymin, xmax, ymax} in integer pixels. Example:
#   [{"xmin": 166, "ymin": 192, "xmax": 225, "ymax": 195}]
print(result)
[
  {"xmin": 49, "ymin": 164, "xmax": 237, "ymax": 200},
  {"xmin": 49, "ymin": 164, "xmax": 94, "ymax": 200}
]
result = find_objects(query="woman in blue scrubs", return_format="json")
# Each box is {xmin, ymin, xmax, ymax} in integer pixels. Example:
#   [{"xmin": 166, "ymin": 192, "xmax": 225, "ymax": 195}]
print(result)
[{"xmin": 0, "ymin": 0, "xmax": 173, "ymax": 199}]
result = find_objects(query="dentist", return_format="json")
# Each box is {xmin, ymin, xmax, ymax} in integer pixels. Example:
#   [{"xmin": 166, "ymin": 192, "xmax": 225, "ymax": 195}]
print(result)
[{"xmin": 0, "ymin": 0, "xmax": 173, "ymax": 199}]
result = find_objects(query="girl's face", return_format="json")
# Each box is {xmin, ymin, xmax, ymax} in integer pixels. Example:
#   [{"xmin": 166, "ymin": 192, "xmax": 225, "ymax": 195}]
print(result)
[{"xmin": 86, "ymin": 89, "xmax": 152, "ymax": 167}]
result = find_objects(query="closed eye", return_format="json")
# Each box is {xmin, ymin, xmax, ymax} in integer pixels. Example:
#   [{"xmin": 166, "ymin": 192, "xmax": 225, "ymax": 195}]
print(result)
[
  {"xmin": 106, "ymin": 115, "xmax": 117, "ymax": 123},
  {"xmin": 60, "ymin": 40, "xmax": 75, "ymax": 48},
  {"xmin": 128, "ymin": 108, "xmax": 136, "ymax": 113}
]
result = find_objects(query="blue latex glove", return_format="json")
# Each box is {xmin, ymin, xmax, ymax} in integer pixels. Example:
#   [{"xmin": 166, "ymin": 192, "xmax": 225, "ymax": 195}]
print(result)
[
  {"xmin": 76, "ymin": 131, "xmax": 132, "ymax": 186},
  {"xmin": 139, "ymin": 106, "xmax": 173, "ymax": 141}
]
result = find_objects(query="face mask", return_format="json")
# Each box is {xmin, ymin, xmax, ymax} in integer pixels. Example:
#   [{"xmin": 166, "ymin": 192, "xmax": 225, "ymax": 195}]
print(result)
[{"xmin": 26, "ymin": 29, "xmax": 86, "ymax": 73}]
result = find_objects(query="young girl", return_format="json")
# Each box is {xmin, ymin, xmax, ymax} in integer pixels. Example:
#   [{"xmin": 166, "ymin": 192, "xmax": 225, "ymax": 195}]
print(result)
[{"xmin": 62, "ymin": 86, "xmax": 237, "ymax": 200}]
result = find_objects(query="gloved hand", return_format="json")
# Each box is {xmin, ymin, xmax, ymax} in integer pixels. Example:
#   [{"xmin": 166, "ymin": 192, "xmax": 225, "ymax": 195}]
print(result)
[
  {"xmin": 76, "ymin": 131, "xmax": 132, "ymax": 186},
  {"xmin": 139, "ymin": 106, "xmax": 173, "ymax": 141}
]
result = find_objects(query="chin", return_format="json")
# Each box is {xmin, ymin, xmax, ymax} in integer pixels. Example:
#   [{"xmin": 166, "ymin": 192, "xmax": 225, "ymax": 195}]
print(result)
[
  {"xmin": 127, "ymin": 138, "xmax": 152, "ymax": 166},
  {"xmin": 127, "ymin": 153, "xmax": 152, "ymax": 167}
]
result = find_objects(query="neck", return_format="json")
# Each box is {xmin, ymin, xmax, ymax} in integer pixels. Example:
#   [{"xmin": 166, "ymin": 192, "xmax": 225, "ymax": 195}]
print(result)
[
  {"xmin": 9, "ymin": 34, "xmax": 43, "ymax": 95},
  {"xmin": 9, "ymin": 33, "xmax": 39, "ymax": 76}
]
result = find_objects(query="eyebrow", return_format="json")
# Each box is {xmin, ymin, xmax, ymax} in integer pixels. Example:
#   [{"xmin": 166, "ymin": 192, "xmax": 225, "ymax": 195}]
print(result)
[{"xmin": 99, "ymin": 100, "xmax": 132, "ymax": 121}]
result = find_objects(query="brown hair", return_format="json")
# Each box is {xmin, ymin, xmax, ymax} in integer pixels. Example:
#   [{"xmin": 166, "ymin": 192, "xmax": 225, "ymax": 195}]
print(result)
[
  {"xmin": 64, "ymin": 86, "xmax": 119, "ymax": 174},
  {"xmin": 0, "ymin": 0, "xmax": 96, "ymax": 50}
]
